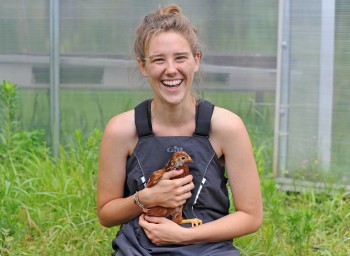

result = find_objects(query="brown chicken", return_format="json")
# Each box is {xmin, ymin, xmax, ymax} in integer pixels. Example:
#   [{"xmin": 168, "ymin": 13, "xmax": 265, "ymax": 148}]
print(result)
[{"xmin": 144, "ymin": 151, "xmax": 202, "ymax": 227}]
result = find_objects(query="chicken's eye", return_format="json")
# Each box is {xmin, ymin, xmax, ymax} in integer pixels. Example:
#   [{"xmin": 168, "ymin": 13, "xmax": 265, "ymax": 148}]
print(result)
[{"xmin": 181, "ymin": 156, "xmax": 186, "ymax": 160}]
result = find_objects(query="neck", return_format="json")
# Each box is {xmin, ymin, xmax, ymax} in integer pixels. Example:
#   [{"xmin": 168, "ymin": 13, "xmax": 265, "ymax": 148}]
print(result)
[{"xmin": 151, "ymin": 97, "xmax": 196, "ymax": 136}]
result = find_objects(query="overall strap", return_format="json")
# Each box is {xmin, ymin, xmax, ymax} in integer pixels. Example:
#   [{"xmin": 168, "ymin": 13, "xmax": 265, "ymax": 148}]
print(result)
[
  {"xmin": 135, "ymin": 99, "xmax": 214, "ymax": 138},
  {"xmin": 134, "ymin": 99, "xmax": 153, "ymax": 138},
  {"xmin": 194, "ymin": 100, "xmax": 215, "ymax": 137}
]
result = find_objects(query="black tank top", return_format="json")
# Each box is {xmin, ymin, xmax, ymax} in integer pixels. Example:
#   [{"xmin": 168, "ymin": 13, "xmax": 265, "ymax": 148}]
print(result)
[{"xmin": 111, "ymin": 99, "xmax": 240, "ymax": 256}]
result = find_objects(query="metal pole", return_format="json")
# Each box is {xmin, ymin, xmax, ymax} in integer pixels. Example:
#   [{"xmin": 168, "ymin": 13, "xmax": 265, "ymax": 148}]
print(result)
[
  {"xmin": 273, "ymin": 0, "xmax": 290, "ymax": 177},
  {"xmin": 318, "ymin": 0, "xmax": 335, "ymax": 170},
  {"xmin": 50, "ymin": 0, "xmax": 60, "ymax": 157}
]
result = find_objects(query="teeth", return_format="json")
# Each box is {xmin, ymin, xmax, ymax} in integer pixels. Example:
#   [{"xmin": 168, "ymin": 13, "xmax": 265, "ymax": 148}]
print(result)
[{"xmin": 162, "ymin": 80, "xmax": 182, "ymax": 87}]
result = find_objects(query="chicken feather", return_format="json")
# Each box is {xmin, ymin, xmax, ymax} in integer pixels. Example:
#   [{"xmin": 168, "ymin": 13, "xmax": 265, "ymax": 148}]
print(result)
[{"xmin": 144, "ymin": 151, "xmax": 202, "ymax": 227}]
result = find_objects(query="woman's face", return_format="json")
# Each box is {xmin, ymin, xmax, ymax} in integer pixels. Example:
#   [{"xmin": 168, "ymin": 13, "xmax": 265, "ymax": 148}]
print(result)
[{"xmin": 138, "ymin": 31, "xmax": 200, "ymax": 105}]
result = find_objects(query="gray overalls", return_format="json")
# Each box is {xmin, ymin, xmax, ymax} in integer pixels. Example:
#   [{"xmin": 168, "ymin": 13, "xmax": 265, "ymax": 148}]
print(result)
[{"xmin": 111, "ymin": 99, "xmax": 240, "ymax": 256}]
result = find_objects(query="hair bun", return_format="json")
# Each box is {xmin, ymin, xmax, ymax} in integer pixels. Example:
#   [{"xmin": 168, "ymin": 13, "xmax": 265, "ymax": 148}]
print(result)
[
  {"xmin": 158, "ymin": 4, "xmax": 182, "ymax": 15},
  {"xmin": 134, "ymin": 4, "xmax": 201, "ymax": 61}
]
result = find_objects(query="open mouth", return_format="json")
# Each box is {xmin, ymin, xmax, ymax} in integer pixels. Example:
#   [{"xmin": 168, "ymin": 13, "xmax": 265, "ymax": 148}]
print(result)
[{"xmin": 162, "ymin": 79, "xmax": 183, "ymax": 88}]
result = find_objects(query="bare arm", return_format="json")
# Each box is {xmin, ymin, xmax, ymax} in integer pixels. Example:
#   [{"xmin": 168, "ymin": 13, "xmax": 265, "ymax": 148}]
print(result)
[
  {"xmin": 97, "ymin": 110, "xmax": 141, "ymax": 227},
  {"xmin": 97, "ymin": 111, "xmax": 194, "ymax": 227}
]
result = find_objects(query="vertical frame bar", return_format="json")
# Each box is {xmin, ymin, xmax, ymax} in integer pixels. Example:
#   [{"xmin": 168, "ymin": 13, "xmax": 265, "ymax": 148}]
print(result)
[
  {"xmin": 318, "ymin": 0, "xmax": 335, "ymax": 169},
  {"xmin": 273, "ymin": 0, "xmax": 291, "ymax": 176},
  {"xmin": 50, "ymin": 0, "xmax": 60, "ymax": 156}
]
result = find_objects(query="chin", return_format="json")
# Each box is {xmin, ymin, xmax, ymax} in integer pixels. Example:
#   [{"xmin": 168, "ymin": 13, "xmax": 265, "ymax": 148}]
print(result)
[
  {"xmin": 160, "ymin": 95, "xmax": 185, "ymax": 105},
  {"xmin": 156, "ymin": 87, "xmax": 192, "ymax": 105}
]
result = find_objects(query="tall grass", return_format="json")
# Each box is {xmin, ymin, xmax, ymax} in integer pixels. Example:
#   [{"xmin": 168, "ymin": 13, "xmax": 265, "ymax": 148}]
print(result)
[
  {"xmin": 0, "ymin": 81, "xmax": 115, "ymax": 255},
  {"xmin": 1, "ymin": 81, "xmax": 349, "ymax": 255}
]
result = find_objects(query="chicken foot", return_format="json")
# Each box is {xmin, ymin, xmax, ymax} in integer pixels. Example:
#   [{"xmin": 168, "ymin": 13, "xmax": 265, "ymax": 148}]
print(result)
[{"xmin": 180, "ymin": 218, "xmax": 203, "ymax": 227}]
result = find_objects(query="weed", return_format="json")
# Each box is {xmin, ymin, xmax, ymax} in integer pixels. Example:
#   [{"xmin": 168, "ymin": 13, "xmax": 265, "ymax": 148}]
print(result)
[
  {"xmin": 0, "ymin": 81, "xmax": 47, "ymax": 164},
  {"xmin": 286, "ymin": 210, "xmax": 314, "ymax": 255}
]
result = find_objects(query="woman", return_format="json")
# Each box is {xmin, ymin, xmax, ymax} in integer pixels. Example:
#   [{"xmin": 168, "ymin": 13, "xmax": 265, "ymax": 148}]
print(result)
[{"xmin": 97, "ymin": 4, "xmax": 262, "ymax": 255}]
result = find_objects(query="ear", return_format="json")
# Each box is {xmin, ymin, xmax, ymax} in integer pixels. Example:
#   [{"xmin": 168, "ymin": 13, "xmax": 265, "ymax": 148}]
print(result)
[
  {"xmin": 193, "ymin": 51, "xmax": 201, "ymax": 72},
  {"xmin": 137, "ymin": 58, "xmax": 148, "ymax": 77}
]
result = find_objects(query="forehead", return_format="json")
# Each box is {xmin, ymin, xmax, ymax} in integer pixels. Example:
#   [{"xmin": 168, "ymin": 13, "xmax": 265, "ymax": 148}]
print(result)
[{"xmin": 147, "ymin": 31, "xmax": 192, "ymax": 56}]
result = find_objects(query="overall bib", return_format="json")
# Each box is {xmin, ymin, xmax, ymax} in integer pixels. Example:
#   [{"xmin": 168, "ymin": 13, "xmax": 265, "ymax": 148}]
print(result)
[{"xmin": 111, "ymin": 99, "xmax": 240, "ymax": 256}]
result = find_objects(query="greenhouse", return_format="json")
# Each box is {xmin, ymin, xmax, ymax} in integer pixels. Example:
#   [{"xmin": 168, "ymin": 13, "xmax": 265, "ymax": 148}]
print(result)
[{"xmin": 0, "ymin": 0, "xmax": 349, "ymax": 255}]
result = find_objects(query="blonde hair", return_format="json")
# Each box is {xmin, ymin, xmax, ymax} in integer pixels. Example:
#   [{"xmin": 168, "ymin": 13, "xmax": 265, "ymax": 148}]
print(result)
[{"xmin": 134, "ymin": 4, "xmax": 201, "ymax": 61}]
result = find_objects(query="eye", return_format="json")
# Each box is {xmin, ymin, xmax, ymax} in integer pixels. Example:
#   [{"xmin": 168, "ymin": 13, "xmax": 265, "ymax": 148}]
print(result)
[
  {"xmin": 151, "ymin": 58, "xmax": 165, "ymax": 64},
  {"xmin": 175, "ymin": 55, "xmax": 187, "ymax": 62}
]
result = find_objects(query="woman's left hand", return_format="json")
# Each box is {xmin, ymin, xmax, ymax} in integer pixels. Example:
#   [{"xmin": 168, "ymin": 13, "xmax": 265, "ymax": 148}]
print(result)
[{"xmin": 139, "ymin": 214, "xmax": 186, "ymax": 246}]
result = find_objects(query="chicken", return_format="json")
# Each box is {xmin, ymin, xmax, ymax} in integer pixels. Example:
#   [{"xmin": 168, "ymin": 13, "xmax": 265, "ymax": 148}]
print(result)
[{"xmin": 144, "ymin": 151, "xmax": 202, "ymax": 227}]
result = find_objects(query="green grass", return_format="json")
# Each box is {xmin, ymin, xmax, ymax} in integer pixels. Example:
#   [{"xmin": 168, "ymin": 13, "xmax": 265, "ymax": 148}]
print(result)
[
  {"xmin": 1, "ymin": 129, "xmax": 349, "ymax": 255},
  {"xmin": 1, "ymin": 82, "xmax": 349, "ymax": 255}
]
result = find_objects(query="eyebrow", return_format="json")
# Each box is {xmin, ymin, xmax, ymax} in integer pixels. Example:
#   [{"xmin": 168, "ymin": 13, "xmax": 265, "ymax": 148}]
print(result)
[
  {"xmin": 146, "ymin": 52, "xmax": 191, "ymax": 60},
  {"xmin": 174, "ymin": 52, "xmax": 191, "ymax": 56}
]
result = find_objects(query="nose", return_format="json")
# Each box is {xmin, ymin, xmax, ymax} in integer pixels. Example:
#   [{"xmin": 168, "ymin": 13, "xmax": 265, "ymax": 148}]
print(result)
[{"xmin": 165, "ymin": 60, "xmax": 178, "ymax": 76}]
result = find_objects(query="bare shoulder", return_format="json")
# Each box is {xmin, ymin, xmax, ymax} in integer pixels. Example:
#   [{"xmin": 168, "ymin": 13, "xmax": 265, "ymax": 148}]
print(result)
[
  {"xmin": 209, "ymin": 106, "xmax": 251, "ymax": 158},
  {"xmin": 211, "ymin": 106, "xmax": 246, "ymax": 136},
  {"xmin": 102, "ymin": 109, "xmax": 137, "ymax": 156},
  {"xmin": 104, "ymin": 110, "xmax": 135, "ymax": 133}
]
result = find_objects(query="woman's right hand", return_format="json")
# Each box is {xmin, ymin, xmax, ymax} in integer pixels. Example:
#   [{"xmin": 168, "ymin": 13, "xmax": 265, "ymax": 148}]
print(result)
[{"xmin": 140, "ymin": 169, "xmax": 194, "ymax": 209}]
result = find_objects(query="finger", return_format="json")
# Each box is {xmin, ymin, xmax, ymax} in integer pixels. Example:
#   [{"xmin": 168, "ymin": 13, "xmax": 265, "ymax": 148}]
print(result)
[
  {"xmin": 180, "ymin": 190, "xmax": 192, "ymax": 200},
  {"xmin": 174, "ymin": 198, "xmax": 188, "ymax": 206},
  {"xmin": 144, "ymin": 215, "xmax": 165, "ymax": 224},
  {"xmin": 180, "ymin": 174, "xmax": 193, "ymax": 185},
  {"xmin": 162, "ymin": 169, "xmax": 184, "ymax": 180},
  {"xmin": 139, "ymin": 214, "xmax": 147, "ymax": 228},
  {"xmin": 146, "ymin": 215, "xmax": 174, "ymax": 226},
  {"xmin": 181, "ymin": 180, "xmax": 195, "ymax": 190}
]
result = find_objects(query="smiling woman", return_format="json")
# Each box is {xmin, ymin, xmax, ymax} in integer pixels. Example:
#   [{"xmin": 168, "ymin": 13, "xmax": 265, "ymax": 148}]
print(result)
[
  {"xmin": 97, "ymin": 4, "xmax": 262, "ymax": 256},
  {"xmin": 137, "ymin": 31, "xmax": 200, "ymax": 105}
]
